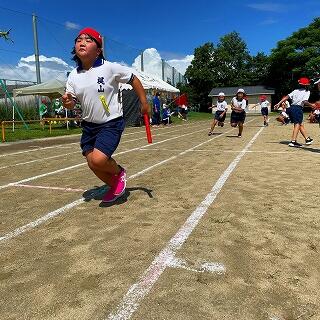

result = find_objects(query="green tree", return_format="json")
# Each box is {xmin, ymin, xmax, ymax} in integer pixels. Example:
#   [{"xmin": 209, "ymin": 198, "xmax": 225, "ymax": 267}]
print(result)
[
  {"xmin": 268, "ymin": 18, "xmax": 320, "ymax": 97},
  {"xmin": 247, "ymin": 52, "xmax": 270, "ymax": 85},
  {"xmin": 185, "ymin": 42, "xmax": 216, "ymax": 110},
  {"xmin": 213, "ymin": 32, "xmax": 251, "ymax": 86},
  {"xmin": 184, "ymin": 32, "xmax": 257, "ymax": 110}
]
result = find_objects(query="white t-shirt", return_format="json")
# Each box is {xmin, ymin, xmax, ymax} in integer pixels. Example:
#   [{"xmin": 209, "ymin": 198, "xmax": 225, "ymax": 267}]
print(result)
[
  {"xmin": 231, "ymin": 97, "xmax": 246, "ymax": 110},
  {"xmin": 260, "ymin": 100, "xmax": 270, "ymax": 108},
  {"xmin": 288, "ymin": 89, "xmax": 310, "ymax": 107},
  {"xmin": 214, "ymin": 100, "xmax": 228, "ymax": 112},
  {"xmin": 66, "ymin": 59, "xmax": 134, "ymax": 123}
]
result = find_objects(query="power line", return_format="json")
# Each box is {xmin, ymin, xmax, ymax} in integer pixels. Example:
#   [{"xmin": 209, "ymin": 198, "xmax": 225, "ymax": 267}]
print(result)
[
  {"xmin": 0, "ymin": 5, "xmax": 31, "ymax": 16},
  {"xmin": 0, "ymin": 47, "xmax": 31, "ymax": 56},
  {"xmin": 0, "ymin": 56, "xmax": 28, "ymax": 81},
  {"xmin": 37, "ymin": 18, "xmax": 70, "ymax": 53}
]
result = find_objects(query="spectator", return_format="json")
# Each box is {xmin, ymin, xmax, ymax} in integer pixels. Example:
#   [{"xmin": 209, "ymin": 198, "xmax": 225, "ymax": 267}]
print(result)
[
  {"xmin": 162, "ymin": 103, "xmax": 173, "ymax": 125},
  {"xmin": 39, "ymin": 99, "xmax": 48, "ymax": 119},
  {"xmin": 152, "ymin": 92, "xmax": 161, "ymax": 126}
]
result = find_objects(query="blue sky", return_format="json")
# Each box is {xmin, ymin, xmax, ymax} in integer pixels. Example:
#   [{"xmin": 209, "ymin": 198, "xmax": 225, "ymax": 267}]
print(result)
[{"xmin": 0, "ymin": 0, "xmax": 319, "ymax": 82}]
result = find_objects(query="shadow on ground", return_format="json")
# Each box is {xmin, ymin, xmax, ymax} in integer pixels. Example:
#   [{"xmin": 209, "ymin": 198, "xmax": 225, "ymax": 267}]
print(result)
[
  {"xmin": 278, "ymin": 141, "xmax": 320, "ymax": 153},
  {"xmin": 82, "ymin": 185, "xmax": 154, "ymax": 207}
]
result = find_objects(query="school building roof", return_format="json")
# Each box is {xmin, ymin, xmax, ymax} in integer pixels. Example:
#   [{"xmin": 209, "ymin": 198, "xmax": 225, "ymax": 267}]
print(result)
[{"xmin": 208, "ymin": 85, "xmax": 275, "ymax": 97}]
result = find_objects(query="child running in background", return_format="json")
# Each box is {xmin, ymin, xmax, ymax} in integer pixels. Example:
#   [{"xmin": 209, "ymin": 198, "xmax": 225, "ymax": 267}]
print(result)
[
  {"xmin": 274, "ymin": 77, "xmax": 314, "ymax": 147},
  {"xmin": 230, "ymin": 88, "xmax": 247, "ymax": 138},
  {"xmin": 208, "ymin": 92, "xmax": 228, "ymax": 136},
  {"xmin": 62, "ymin": 27, "xmax": 149, "ymax": 203},
  {"xmin": 254, "ymin": 95, "xmax": 270, "ymax": 126}
]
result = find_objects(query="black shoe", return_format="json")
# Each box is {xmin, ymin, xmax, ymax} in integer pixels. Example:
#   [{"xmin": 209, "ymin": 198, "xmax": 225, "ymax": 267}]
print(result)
[
  {"xmin": 305, "ymin": 137, "xmax": 313, "ymax": 145},
  {"xmin": 237, "ymin": 133, "xmax": 242, "ymax": 138},
  {"xmin": 288, "ymin": 141, "xmax": 302, "ymax": 147}
]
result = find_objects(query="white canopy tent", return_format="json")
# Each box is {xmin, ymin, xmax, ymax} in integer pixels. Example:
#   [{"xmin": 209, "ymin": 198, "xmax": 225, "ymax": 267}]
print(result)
[
  {"xmin": 12, "ymin": 70, "xmax": 179, "ymax": 98},
  {"xmin": 121, "ymin": 69, "xmax": 180, "ymax": 93},
  {"xmin": 12, "ymin": 79, "xmax": 66, "ymax": 99}
]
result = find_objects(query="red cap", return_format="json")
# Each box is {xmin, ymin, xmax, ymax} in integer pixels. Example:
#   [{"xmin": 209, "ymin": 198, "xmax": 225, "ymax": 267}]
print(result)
[
  {"xmin": 298, "ymin": 77, "xmax": 310, "ymax": 86},
  {"xmin": 260, "ymin": 95, "xmax": 267, "ymax": 101},
  {"xmin": 77, "ymin": 27, "xmax": 102, "ymax": 47}
]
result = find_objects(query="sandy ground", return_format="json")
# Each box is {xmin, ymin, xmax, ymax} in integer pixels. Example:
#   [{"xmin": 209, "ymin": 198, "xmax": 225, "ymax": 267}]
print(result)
[{"xmin": 0, "ymin": 116, "xmax": 319, "ymax": 320}]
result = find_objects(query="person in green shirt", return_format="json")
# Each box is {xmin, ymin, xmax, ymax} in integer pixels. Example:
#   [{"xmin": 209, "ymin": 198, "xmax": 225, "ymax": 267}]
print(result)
[{"xmin": 39, "ymin": 99, "xmax": 48, "ymax": 118}]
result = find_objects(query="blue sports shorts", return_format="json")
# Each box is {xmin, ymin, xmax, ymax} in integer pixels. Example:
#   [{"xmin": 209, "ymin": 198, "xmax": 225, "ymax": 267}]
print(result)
[
  {"xmin": 214, "ymin": 110, "xmax": 226, "ymax": 121},
  {"xmin": 286, "ymin": 105, "xmax": 303, "ymax": 124},
  {"xmin": 230, "ymin": 110, "xmax": 246, "ymax": 124},
  {"xmin": 261, "ymin": 107, "xmax": 268, "ymax": 116},
  {"xmin": 80, "ymin": 117, "xmax": 125, "ymax": 157}
]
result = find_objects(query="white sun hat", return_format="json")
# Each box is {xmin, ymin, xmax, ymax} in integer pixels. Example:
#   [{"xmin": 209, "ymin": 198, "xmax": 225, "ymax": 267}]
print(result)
[{"xmin": 218, "ymin": 92, "xmax": 225, "ymax": 96}]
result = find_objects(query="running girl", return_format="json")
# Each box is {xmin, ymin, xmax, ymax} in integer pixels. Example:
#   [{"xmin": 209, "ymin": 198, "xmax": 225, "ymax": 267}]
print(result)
[
  {"xmin": 208, "ymin": 92, "xmax": 228, "ymax": 136},
  {"xmin": 230, "ymin": 88, "xmax": 247, "ymax": 138},
  {"xmin": 62, "ymin": 27, "xmax": 149, "ymax": 203}
]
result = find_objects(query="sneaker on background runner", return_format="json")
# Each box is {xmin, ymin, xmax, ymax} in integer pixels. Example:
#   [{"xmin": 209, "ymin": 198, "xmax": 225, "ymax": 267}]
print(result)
[
  {"xmin": 305, "ymin": 137, "xmax": 313, "ymax": 145},
  {"xmin": 288, "ymin": 141, "xmax": 302, "ymax": 147}
]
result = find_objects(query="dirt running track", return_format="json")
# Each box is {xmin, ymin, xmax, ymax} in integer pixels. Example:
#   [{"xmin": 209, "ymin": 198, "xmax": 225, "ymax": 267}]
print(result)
[{"xmin": 0, "ymin": 116, "xmax": 319, "ymax": 320}]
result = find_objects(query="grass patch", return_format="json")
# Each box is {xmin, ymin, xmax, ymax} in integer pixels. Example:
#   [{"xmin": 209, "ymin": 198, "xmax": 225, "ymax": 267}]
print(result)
[{"xmin": 2, "ymin": 122, "xmax": 81, "ymax": 143}]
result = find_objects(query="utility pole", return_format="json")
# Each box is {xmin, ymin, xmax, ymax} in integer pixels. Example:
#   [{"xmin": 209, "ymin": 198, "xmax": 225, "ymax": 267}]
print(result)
[
  {"xmin": 140, "ymin": 50, "xmax": 144, "ymax": 72},
  {"xmin": 32, "ymin": 13, "xmax": 41, "ymax": 84}
]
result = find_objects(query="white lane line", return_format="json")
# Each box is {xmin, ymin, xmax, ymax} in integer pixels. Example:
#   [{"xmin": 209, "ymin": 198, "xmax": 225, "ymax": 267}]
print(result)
[
  {"xmin": 13, "ymin": 184, "xmax": 86, "ymax": 192},
  {"xmin": 0, "ymin": 151, "xmax": 80, "ymax": 170},
  {"xmin": 0, "ymin": 125, "xmax": 240, "ymax": 243},
  {"xmin": 0, "ymin": 123, "xmax": 206, "ymax": 169},
  {"xmin": 129, "ymin": 129, "xmax": 232, "ymax": 180},
  {"xmin": 106, "ymin": 126, "xmax": 264, "ymax": 320},
  {"xmin": 168, "ymin": 257, "xmax": 225, "ymax": 274},
  {"xmin": 0, "ymin": 142, "xmax": 79, "ymax": 158},
  {"xmin": 0, "ymin": 121, "xmax": 207, "ymax": 158},
  {"xmin": 136, "ymin": 148, "xmax": 295, "ymax": 155},
  {"xmin": 0, "ymin": 198, "xmax": 86, "ymax": 242},
  {"xmin": 0, "ymin": 127, "xmax": 210, "ymax": 190}
]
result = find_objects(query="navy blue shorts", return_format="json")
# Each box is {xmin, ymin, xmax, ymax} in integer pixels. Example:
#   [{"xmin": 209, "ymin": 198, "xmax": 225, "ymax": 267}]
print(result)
[
  {"xmin": 231, "ymin": 111, "xmax": 246, "ymax": 124},
  {"xmin": 286, "ymin": 105, "xmax": 303, "ymax": 124},
  {"xmin": 261, "ymin": 107, "xmax": 268, "ymax": 116},
  {"xmin": 80, "ymin": 117, "xmax": 125, "ymax": 157},
  {"xmin": 214, "ymin": 110, "xmax": 226, "ymax": 121}
]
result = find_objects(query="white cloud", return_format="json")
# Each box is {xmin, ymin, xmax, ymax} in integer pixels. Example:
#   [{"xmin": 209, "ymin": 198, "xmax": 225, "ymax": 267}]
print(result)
[
  {"xmin": 247, "ymin": 2, "xmax": 285, "ymax": 12},
  {"xmin": 0, "ymin": 49, "xmax": 192, "ymax": 85},
  {"xmin": 260, "ymin": 18, "xmax": 278, "ymax": 25},
  {"xmin": 65, "ymin": 21, "xmax": 81, "ymax": 30},
  {"xmin": 132, "ymin": 48, "xmax": 193, "ymax": 81},
  {"xmin": 0, "ymin": 55, "xmax": 73, "ymax": 82},
  {"xmin": 167, "ymin": 55, "xmax": 194, "ymax": 75}
]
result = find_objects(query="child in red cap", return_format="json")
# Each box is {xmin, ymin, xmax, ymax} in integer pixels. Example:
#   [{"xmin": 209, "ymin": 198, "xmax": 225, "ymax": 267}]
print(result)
[
  {"xmin": 254, "ymin": 95, "xmax": 270, "ymax": 126},
  {"xmin": 62, "ymin": 27, "xmax": 149, "ymax": 203},
  {"xmin": 274, "ymin": 77, "xmax": 314, "ymax": 147}
]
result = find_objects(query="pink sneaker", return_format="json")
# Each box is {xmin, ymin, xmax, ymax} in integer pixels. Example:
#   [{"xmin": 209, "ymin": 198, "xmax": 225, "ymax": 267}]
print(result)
[
  {"xmin": 113, "ymin": 167, "xmax": 127, "ymax": 195},
  {"xmin": 102, "ymin": 168, "xmax": 126, "ymax": 203}
]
